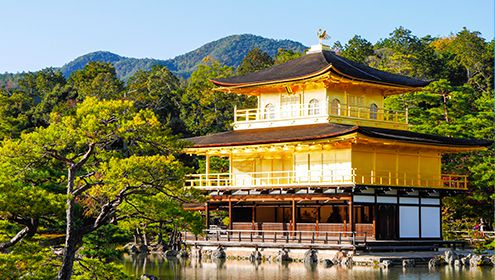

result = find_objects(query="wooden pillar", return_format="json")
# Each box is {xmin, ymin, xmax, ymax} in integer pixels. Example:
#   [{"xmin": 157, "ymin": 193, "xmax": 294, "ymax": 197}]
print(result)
[
  {"xmin": 251, "ymin": 205, "xmax": 256, "ymax": 230},
  {"xmin": 205, "ymin": 155, "xmax": 211, "ymax": 186},
  {"xmin": 205, "ymin": 202, "xmax": 210, "ymax": 229},
  {"xmin": 228, "ymin": 199, "xmax": 232, "ymax": 230},
  {"xmin": 292, "ymin": 199, "xmax": 297, "ymax": 235},
  {"xmin": 348, "ymin": 200, "xmax": 355, "ymax": 232}
]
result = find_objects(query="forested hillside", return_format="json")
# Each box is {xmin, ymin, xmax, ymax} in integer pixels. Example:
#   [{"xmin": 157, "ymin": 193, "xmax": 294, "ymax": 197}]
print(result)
[{"xmin": 0, "ymin": 27, "xmax": 492, "ymax": 278}]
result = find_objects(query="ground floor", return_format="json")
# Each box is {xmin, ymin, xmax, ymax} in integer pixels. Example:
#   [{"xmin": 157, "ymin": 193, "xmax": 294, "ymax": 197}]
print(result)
[{"xmin": 201, "ymin": 187, "xmax": 444, "ymax": 241}]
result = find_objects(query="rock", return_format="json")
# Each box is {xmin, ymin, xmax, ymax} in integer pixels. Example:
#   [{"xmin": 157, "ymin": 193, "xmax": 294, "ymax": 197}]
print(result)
[
  {"xmin": 164, "ymin": 249, "xmax": 178, "ymax": 258},
  {"xmin": 202, "ymin": 249, "xmax": 212, "ymax": 259},
  {"xmin": 341, "ymin": 256, "xmax": 353, "ymax": 267},
  {"xmin": 402, "ymin": 259, "xmax": 415, "ymax": 267},
  {"xmin": 428, "ymin": 258, "xmax": 440, "ymax": 268},
  {"xmin": 469, "ymin": 255, "xmax": 493, "ymax": 266},
  {"xmin": 276, "ymin": 248, "xmax": 290, "ymax": 262},
  {"xmin": 332, "ymin": 251, "xmax": 347, "ymax": 264},
  {"xmin": 140, "ymin": 274, "xmax": 159, "ymax": 280},
  {"xmin": 490, "ymin": 255, "xmax": 495, "ymax": 266},
  {"xmin": 139, "ymin": 244, "xmax": 148, "ymax": 255},
  {"xmin": 178, "ymin": 249, "xmax": 189, "ymax": 258},
  {"xmin": 212, "ymin": 246, "xmax": 226, "ymax": 260},
  {"xmin": 303, "ymin": 249, "xmax": 318, "ymax": 265},
  {"xmin": 250, "ymin": 248, "xmax": 262, "ymax": 262},
  {"xmin": 444, "ymin": 249, "xmax": 457, "ymax": 265},
  {"xmin": 380, "ymin": 260, "xmax": 392, "ymax": 269},
  {"xmin": 191, "ymin": 247, "xmax": 202, "ymax": 259},
  {"xmin": 322, "ymin": 259, "xmax": 334, "ymax": 267}
]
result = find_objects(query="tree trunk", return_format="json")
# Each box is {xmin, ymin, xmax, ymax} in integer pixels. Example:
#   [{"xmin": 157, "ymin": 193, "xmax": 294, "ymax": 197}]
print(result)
[
  {"xmin": 0, "ymin": 218, "xmax": 38, "ymax": 251},
  {"xmin": 58, "ymin": 167, "xmax": 81, "ymax": 280}
]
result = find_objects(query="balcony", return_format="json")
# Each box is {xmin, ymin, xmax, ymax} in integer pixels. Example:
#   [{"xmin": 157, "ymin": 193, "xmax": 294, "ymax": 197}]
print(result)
[
  {"xmin": 185, "ymin": 169, "xmax": 468, "ymax": 191},
  {"xmin": 233, "ymin": 103, "xmax": 408, "ymax": 130}
]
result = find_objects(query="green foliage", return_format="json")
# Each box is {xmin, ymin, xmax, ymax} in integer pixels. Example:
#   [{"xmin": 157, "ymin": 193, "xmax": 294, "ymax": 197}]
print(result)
[
  {"xmin": 237, "ymin": 48, "xmax": 274, "ymax": 75},
  {"xmin": 181, "ymin": 59, "xmax": 256, "ymax": 136},
  {"xmin": 126, "ymin": 66, "xmax": 185, "ymax": 133},
  {"xmin": 0, "ymin": 242, "xmax": 60, "ymax": 279},
  {"xmin": 274, "ymin": 48, "xmax": 304, "ymax": 64},
  {"xmin": 68, "ymin": 62, "xmax": 124, "ymax": 100},
  {"xmin": 339, "ymin": 35, "xmax": 374, "ymax": 64},
  {"xmin": 80, "ymin": 224, "xmax": 130, "ymax": 262},
  {"xmin": 72, "ymin": 258, "xmax": 133, "ymax": 280}
]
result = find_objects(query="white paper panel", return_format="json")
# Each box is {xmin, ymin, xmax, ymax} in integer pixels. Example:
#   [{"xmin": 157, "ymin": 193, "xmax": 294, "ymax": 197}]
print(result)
[
  {"xmin": 399, "ymin": 197, "xmax": 419, "ymax": 204},
  {"xmin": 377, "ymin": 196, "xmax": 397, "ymax": 204},
  {"xmin": 399, "ymin": 206, "xmax": 419, "ymax": 238},
  {"xmin": 353, "ymin": 195, "xmax": 375, "ymax": 203},
  {"xmin": 421, "ymin": 198, "xmax": 440, "ymax": 205},
  {"xmin": 421, "ymin": 207, "xmax": 441, "ymax": 238}
]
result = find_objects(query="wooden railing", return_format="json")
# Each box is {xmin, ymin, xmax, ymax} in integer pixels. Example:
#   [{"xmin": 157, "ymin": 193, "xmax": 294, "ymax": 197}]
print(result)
[
  {"xmin": 183, "ymin": 228, "xmax": 367, "ymax": 246},
  {"xmin": 233, "ymin": 103, "xmax": 407, "ymax": 125},
  {"xmin": 333, "ymin": 104, "xmax": 408, "ymax": 124},
  {"xmin": 234, "ymin": 103, "xmax": 328, "ymax": 123},
  {"xmin": 185, "ymin": 169, "xmax": 468, "ymax": 190}
]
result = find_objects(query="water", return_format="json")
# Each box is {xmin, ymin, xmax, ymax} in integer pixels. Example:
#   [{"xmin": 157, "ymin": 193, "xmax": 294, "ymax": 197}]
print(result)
[{"xmin": 121, "ymin": 255, "xmax": 495, "ymax": 280}]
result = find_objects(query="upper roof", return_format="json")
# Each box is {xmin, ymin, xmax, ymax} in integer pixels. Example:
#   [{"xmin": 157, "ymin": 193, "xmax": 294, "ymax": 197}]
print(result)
[
  {"xmin": 185, "ymin": 123, "xmax": 492, "ymax": 149},
  {"xmin": 212, "ymin": 50, "xmax": 430, "ymax": 88}
]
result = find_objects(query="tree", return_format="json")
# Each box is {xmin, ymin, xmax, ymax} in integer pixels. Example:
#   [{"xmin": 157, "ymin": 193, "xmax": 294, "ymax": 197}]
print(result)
[
  {"xmin": 126, "ymin": 66, "xmax": 186, "ymax": 134},
  {"xmin": 340, "ymin": 35, "xmax": 374, "ymax": 64},
  {"xmin": 181, "ymin": 59, "xmax": 256, "ymax": 136},
  {"xmin": 237, "ymin": 48, "xmax": 274, "ymax": 75},
  {"xmin": 274, "ymin": 48, "xmax": 303, "ymax": 64},
  {"xmin": 0, "ymin": 97, "xmax": 199, "ymax": 279},
  {"xmin": 68, "ymin": 62, "xmax": 124, "ymax": 100}
]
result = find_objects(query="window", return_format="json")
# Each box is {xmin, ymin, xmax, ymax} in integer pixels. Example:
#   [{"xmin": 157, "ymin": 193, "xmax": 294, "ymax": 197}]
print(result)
[
  {"xmin": 281, "ymin": 93, "xmax": 300, "ymax": 118},
  {"xmin": 264, "ymin": 103, "xmax": 275, "ymax": 119},
  {"xmin": 308, "ymin": 98, "xmax": 320, "ymax": 115},
  {"xmin": 330, "ymin": 99, "xmax": 341, "ymax": 115},
  {"xmin": 370, "ymin": 103, "xmax": 378, "ymax": 119}
]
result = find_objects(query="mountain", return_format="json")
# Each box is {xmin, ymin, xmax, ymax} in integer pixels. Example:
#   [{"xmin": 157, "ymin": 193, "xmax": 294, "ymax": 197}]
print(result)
[{"xmin": 59, "ymin": 34, "xmax": 307, "ymax": 80}]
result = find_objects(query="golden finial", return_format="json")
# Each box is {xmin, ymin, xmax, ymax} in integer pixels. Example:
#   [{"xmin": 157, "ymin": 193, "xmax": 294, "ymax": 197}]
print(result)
[{"xmin": 317, "ymin": 29, "xmax": 329, "ymax": 44}]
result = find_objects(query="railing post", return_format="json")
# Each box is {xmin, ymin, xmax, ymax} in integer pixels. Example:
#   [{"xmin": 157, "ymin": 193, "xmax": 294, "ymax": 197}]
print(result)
[
  {"xmin": 250, "ymin": 232, "xmax": 253, "ymax": 242},
  {"xmin": 339, "ymin": 233, "xmax": 342, "ymax": 244},
  {"xmin": 274, "ymin": 232, "xmax": 277, "ymax": 242},
  {"xmin": 234, "ymin": 105, "xmax": 237, "ymax": 122},
  {"xmin": 216, "ymin": 230, "xmax": 219, "ymax": 241},
  {"xmin": 325, "ymin": 232, "xmax": 328, "ymax": 244},
  {"xmin": 352, "ymin": 232, "xmax": 356, "ymax": 246},
  {"xmin": 227, "ymin": 231, "xmax": 230, "ymax": 241},
  {"xmin": 238, "ymin": 232, "xmax": 241, "ymax": 242},
  {"xmin": 312, "ymin": 232, "xmax": 315, "ymax": 243},
  {"xmin": 405, "ymin": 107, "xmax": 409, "ymax": 124}
]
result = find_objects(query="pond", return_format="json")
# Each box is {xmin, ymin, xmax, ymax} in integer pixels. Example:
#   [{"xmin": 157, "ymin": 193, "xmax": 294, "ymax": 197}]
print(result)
[{"xmin": 121, "ymin": 255, "xmax": 495, "ymax": 280}]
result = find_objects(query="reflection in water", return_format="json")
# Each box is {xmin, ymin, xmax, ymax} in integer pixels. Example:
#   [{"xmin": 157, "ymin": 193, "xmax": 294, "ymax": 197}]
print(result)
[{"xmin": 121, "ymin": 255, "xmax": 495, "ymax": 280}]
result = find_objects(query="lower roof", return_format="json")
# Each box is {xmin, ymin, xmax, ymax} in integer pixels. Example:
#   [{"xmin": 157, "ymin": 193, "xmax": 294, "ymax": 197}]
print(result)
[{"xmin": 185, "ymin": 124, "xmax": 492, "ymax": 149}]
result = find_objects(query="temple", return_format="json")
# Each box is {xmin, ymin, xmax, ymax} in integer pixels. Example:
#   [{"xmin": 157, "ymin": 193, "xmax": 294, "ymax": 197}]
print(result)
[{"xmin": 183, "ymin": 43, "xmax": 490, "ymax": 249}]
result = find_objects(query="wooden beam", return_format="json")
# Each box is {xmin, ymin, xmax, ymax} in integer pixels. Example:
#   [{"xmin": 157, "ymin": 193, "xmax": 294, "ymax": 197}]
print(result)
[
  {"xmin": 205, "ymin": 202, "xmax": 210, "ymax": 229},
  {"xmin": 209, "ymin": 193, "xmax": 352, "ymax": 202},
  {"xmin": 228, "ymin": 199, "xmax": 232, "ymax": 230},
  {"xmin": 292, "ymin": 199, "xmax": 297, "ymax": 236}
]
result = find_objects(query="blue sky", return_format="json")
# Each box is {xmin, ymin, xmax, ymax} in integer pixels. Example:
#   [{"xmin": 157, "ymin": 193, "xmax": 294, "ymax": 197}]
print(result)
[{"xmin": 0, "ymin": 0, "xmax": 493, "ymax": 73}]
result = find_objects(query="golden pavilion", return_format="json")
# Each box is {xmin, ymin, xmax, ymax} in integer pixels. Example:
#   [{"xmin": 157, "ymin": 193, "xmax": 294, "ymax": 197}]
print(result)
[{"xmin": 183, "ymin": 42, "xmax": 490, "ymax": 247}]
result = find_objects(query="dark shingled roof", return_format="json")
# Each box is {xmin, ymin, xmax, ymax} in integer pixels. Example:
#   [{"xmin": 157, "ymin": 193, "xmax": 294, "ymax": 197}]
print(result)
[
  {"xmin": 212, "ymin": 50, "xmax": 430, "ymax": 88},
  {"xmin": 185, "ymin": 124, "xmax": 492, "ymax": 148}
]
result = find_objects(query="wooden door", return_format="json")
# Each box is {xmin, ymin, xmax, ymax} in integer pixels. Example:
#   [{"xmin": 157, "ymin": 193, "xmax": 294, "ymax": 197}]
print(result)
[{"xmin": 375, "ymin": 205, "xmax": 398, "ymax": 240}]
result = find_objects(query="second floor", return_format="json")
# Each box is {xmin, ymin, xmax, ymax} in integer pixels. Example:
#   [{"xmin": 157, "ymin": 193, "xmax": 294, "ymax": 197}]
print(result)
[{"xmin": 234, "ymin": 85, "xmax": 409, "ymax": 130}]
